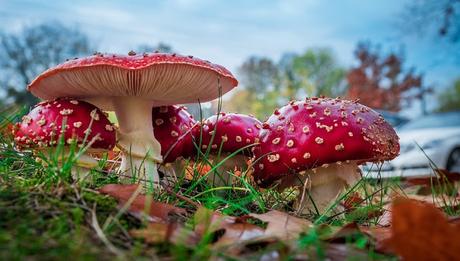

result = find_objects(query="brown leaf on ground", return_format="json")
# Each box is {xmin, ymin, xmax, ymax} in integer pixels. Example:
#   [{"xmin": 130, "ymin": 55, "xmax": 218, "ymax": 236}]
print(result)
[
  {"xmin": 193, "ymin": 207, "xmax": 236, "ymax": 235},
  {"xmin": 403, "ymin": 169, "xmax": 460, "ymax": 188},
  {"xmin": 185, "ymin": 162, "xmax": 212, "ymax": 180},
  {"xmin": 341, "ymin": 192, "xmax": 364, "ymax": 212},
  {"xmin": 213, "ymin": 223, "xmax": 265, "ymax": 248},
  {"xmin": 193, "ymin": 207, "xmax": 266, "ymax": 250},
  {"xmin": 324, "ymin": 223, "xmax": 361, "ymax": 243},
  {"xmin": 130, "ymin": 223, "xmax": 199, "ymax": 246},
  {"xmin": 99, "ymin": 184, "xmax": 186, "ymax": 223},
  {"xmin": 389, "ymin": 191, "xmax": 460, "ymax": 209},
  {"xmin": 359, "ymin": 226, "xmax": 392, "ymax": 253},
  {"xmin": 250, "ymin": 210, "xmax": 312, "ymax": 240},
  {"xmin": 323, "ymin": 243, "xmax": 370, "ymax": 261},
  {"xmin": 382, "ymin": 197, "xmax": 460, "ymax": 260}
]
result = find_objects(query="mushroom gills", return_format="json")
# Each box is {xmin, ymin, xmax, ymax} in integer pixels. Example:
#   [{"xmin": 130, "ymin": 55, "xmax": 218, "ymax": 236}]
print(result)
[{"xmin": 278, "ymin": 161, "xmax": 362, "ymax": 215}]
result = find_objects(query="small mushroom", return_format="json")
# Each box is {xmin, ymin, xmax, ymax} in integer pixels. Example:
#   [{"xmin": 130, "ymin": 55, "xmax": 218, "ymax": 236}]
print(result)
[
  {"xmin": 198, "ymin": 112, "xmax": 262, "ymax": 185},
  {"xmin": 151, "ymin": 105, "xmax": 197, "ymax": 185},
  {"xmin": 13, "ymin": 99, "xmax": 116, "ymax": 181},
  {"xmin": 252, "ymin": 98, "xmax": 399, "ymax": 214},
  {"xmin": 27, "ymin": 52, "xmax": 237, "ymax": 187}
]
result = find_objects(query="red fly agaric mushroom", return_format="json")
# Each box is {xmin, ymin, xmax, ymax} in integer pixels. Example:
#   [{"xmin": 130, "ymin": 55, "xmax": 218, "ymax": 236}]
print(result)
[
  {"xmin": 252, "ymin": 98, "xmax": 399, "ymax": 214},
  {"xmin": 198, "ymin": 112, "xmax": 262, "ymax": 185},
  {"xmin": 152, "ymin": 105, "xmax": 197, "ymax": 184},
  {"xmin": 27, "ymin": 52, "xmax": 237, "ymax": 186},
  {"xmin": 13, "ymin": 99, "xmax": 116, "ymax": 180}
]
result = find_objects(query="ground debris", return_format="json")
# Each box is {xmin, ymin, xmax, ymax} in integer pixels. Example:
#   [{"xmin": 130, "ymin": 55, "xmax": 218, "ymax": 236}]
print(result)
[{"xmin": 99, "ymin": 184, "xmax": 187, "ymax": 223}]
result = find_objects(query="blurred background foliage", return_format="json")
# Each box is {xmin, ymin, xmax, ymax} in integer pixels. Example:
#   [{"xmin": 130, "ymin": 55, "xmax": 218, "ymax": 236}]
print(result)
[{"xmin": 0, "ymin": 0, "xmax": 459, "ymax": 120}]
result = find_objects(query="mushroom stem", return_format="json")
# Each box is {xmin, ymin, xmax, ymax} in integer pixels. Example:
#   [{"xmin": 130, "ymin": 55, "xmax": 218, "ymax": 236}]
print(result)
[
  {"xmin": 279, "ymin": 162, "xmax": 361, "ymax": 215},
  {"xmin": 113, "ymin": 97, "xmax": 162, "ymax": 186},
  {"xmin": 206, "ymin": 154, "xmax": 248, "ymax": 186},
  {"xmin": 47, "ymin": 148, "xmax": 99, "ymax": 182},
  {"xmin": 68, "ymin": 153, "xmax": 99, "ymax": 182}
]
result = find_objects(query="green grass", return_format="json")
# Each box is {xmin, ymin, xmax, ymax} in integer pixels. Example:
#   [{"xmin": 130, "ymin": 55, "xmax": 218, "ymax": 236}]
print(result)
[{"xmin": 1, "ymin": 106, "xmax": 458, "ymax": 260}]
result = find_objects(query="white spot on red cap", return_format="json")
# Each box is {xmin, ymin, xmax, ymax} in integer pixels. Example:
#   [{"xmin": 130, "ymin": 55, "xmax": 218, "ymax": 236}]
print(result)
[
  {"xmin": 155, "ymin": 119, "xmax": 164, "ymax": 126},
  {"xmin": 267, "ymin": 153, "xmax": 280, "ymax": 162},
  {"xmin": 37, "ymin": 117, "xmax": 46, "ymax": 126},
  {"xmin": 22, "ymin": 115, "xmax": 32, "ymax": 125},
  {"xmin": 335, "ymin": 143, "xmax": 345, "ymax": 151},
  {"xmin": 90, "ymin": 109, "xmax": 100, "ymax": 121},
  {"xmin": 105, "ymin": 125, "xmax": 114, "ymax": 131},
  {"xmin": 315, "ymin": 137, "xmax": 324, "ymax": 144},
  {"xmin": 272, "ymin": 137, "xmax": 281, "ymax": 144}
]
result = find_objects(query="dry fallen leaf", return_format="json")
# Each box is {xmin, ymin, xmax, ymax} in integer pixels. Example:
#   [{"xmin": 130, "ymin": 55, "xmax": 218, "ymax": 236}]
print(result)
[
  {"xmin": 185, "ymin": 162, "xmax": 212, "ymax": 180},
  {"xmin": 130, "ymin": 223, "xmax": 199, "ymax": 246},
  {"xmin": 99, "ymin": 184, "xmax": 186, "ymax": 223},
  {"xmin": 250, "ymin": 210, "xmax": 312, "ymax": 240},
  {"xmin": 403, "ymin": 169, "xmax": 460, "ymax": 188},
  {"xmin": 213, "ymin": 223, "xmax": 266, "ymax": 248},
  {"xmin": 388, "ymin": 191, "xmax": 460, "ymax": 209},
  {"xmin": 193, "ymin": 207, "xmax": 236, "ymax": 235},
  {"xmin": 382, "ymin": 197, "xmax": 460, "ymax": 261}
]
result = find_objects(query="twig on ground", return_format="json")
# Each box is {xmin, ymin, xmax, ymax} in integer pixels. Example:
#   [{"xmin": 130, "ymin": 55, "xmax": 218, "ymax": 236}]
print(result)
[{"xmin": 90, "ymin": 204, "xmax": 124, "ymax": 257}]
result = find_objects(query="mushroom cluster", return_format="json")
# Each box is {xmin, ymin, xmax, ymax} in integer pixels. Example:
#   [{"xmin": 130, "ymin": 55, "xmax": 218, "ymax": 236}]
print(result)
[
  {"xmin": 252, "ymin": 97, "xmax": 400, "ymax": 214},
  {"xmin": 24, "ymin": 52, "xmax": 238, "ymax": 186},
  {"xmin": 11, "ymin": 50, "xmax": 401, "ymax": 218},
  {"xmin": 13, "ymin": 99, "xmax": 116, "ymax": 180}
]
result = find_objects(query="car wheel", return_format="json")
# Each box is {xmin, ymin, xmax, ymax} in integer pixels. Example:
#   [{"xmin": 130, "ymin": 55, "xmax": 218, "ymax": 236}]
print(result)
[{"xmin": 447, "ymin": 147, "xmax": 460, "ymax": 173}]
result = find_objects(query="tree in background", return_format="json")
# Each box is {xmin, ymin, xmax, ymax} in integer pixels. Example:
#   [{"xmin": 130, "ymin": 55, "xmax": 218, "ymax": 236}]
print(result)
[
  {"xmin": 290, "ymin": 48, "xmax": 346, "ymax": 97},
  {"xmin": 226, "ymin": 49, "xmax": 345, "ymax": 119},
  {"xmin": 346, "ymin": 42, "xmax": 430, "ymax": 113},
  {"xmin": 224, "ymin": 56, "xmax": 280, "ymax": 118},
  {"xmin": 0, "ymin": 22, "xmax": 93, "ymax": 107},
  {"xmin": 437, "ymin": 78, "xmax": 460, "ymax": 112}
]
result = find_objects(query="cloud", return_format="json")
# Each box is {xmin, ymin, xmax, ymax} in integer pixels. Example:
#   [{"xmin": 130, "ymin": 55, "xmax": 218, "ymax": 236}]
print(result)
[{"xmin": 0, "ymin": 0, "xmax": 457, "ymax": 91}]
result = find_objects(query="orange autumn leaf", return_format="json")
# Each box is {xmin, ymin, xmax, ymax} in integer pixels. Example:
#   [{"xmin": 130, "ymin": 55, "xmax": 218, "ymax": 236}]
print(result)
[
  {"xmin": 185, "ymin": 162, "xmax": 212, "ymax": 180},
  {"xmin": 99, "ymin": 184, "xmax": 186, "ymax": 223},
  {"xmin": 382, "ymin": 197, "xmax": 460, "ymax": 261}
]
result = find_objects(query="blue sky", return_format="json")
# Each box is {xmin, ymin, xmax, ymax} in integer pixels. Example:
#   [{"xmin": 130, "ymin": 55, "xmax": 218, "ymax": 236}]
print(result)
[{"xmin": 1, "ymin": 0, "xmax": 459, "ymax": 114}]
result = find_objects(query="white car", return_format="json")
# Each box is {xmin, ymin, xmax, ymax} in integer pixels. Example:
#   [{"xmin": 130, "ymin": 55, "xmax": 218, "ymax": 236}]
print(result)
[{"xmin": 363, "ymin": 111, "xmax": 460, "ymax": 178}]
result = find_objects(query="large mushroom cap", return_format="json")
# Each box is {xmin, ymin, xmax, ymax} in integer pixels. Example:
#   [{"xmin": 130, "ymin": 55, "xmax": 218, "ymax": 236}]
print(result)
[
  {"xmin": 199, "ymin": 112, "xmax": 262, "ymax": 154},
  {"xmin": 13, "ymin": 99, "xmax": 116, "ymax": 151},
  {"xmin": 152, "ymin": 105, "xmax": 197, "ymax": 163},
  {"xmin": 27, "ymin": 52, "xmax": 238, "ymax": 110},
  {"xmin": 253, "ymin": 98, "xmax": 400, "ymax": 187}
]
